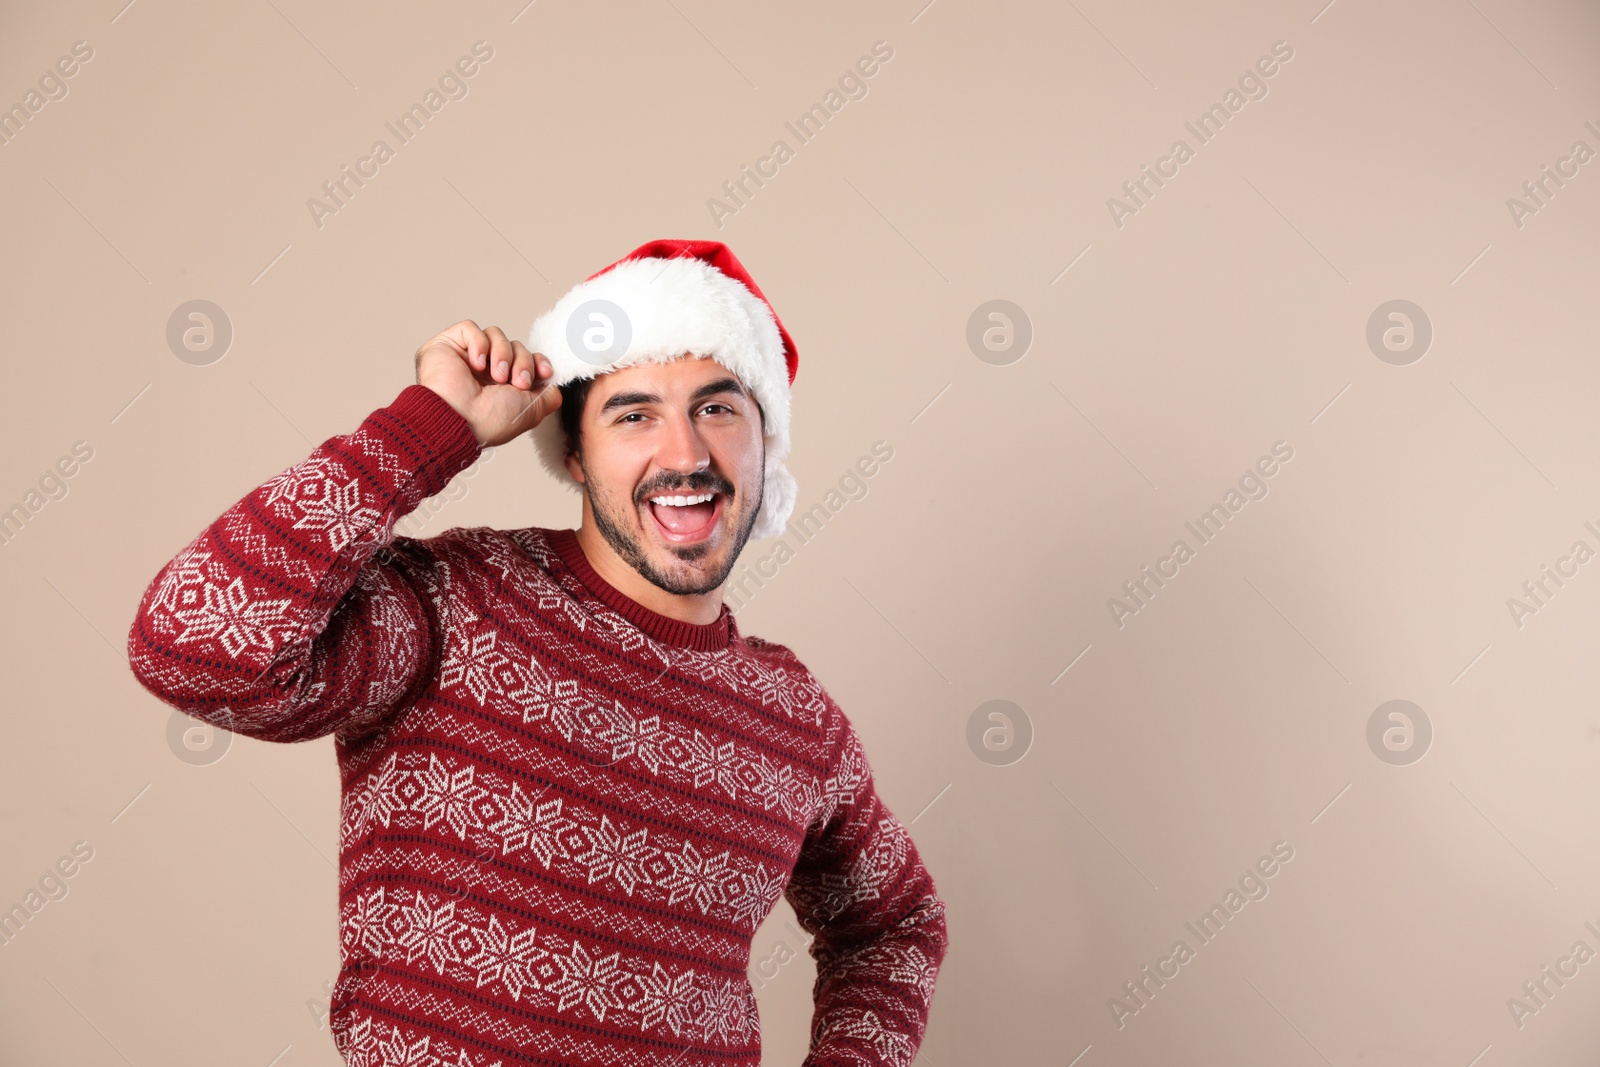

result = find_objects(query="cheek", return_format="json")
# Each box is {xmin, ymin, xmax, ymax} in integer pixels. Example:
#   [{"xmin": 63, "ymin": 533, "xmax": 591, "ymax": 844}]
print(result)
[
  {"xmin": 725, "ymin": 434, "xmax": 766, "ymax": 487},
  {"xmin": 744, "ymin": 438, "xmax": 767, "ymax": 477},
  {"xmin": 589, "ymin": 446, "xmax": 651, "ymax": 500}
]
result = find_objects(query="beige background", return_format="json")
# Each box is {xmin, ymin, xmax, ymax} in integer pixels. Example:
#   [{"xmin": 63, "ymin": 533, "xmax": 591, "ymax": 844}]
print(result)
[{"xmin": 4, "ymin": 0, "xmax": 1600, "ymax": 1062}]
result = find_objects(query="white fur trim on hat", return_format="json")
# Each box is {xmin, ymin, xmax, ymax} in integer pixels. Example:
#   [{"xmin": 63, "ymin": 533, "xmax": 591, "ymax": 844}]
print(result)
[{"xmin": 526, "ymin": 254, "xmax": 795, "ymax": 541}]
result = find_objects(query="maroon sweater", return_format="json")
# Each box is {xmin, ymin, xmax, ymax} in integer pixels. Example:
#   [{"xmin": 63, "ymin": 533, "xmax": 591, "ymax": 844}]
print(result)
[{"xmin": 127, "ymin": 384, "xmax": 948, "ymax": 1067}]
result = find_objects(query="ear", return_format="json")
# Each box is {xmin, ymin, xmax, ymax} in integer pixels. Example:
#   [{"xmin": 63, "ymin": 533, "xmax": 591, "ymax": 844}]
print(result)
[{"xmin": 563, "ymin": 445, "xmax": 585, "ymax": 484}]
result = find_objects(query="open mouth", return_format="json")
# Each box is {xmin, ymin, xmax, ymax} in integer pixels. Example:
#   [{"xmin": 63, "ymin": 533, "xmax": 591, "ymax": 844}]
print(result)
[{"xmin": 645, "ymin": 490, "xmax": 725, "ymax": 543}]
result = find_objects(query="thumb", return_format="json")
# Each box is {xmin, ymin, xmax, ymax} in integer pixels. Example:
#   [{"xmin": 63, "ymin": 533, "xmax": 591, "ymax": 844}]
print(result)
[{"xmin": 505, "ymin": 380, "xmax": 562, "ymax": 438}]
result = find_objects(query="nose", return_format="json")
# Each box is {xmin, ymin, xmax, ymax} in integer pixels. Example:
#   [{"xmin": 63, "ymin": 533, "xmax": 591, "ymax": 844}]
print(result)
[{"xmin": 655, "ymin": 409, "xmax": 711, "ymax": 481}]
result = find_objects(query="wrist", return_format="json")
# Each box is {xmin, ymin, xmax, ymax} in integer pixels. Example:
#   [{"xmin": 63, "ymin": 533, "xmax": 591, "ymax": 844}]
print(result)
[
  {"xmin": 417, "ymin": 384, "xmax": 489, "ymax": 448},
  {"xmin": 385, "ymin": 385, "xmax": 484, "ymax": 490}
]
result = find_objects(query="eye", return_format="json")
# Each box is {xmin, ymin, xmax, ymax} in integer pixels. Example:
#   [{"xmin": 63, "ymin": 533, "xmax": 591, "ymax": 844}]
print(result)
[
  {"xmin": 699, "ymin": 402, "xmax": 734, "ymax": 416},
  {"xmin": 618, "ymin": 411, "xmax": 648, "ymax": 424}
]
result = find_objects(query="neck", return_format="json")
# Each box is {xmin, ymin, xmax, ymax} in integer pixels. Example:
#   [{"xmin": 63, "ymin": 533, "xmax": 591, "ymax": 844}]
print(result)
[{"xmin": 573, "ymin": 512, "xmax": 726, "ymax": 627}]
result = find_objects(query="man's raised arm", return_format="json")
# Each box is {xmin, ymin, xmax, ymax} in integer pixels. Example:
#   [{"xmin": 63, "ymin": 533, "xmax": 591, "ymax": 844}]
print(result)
[
  {"xmin": 126, "ymin": 382, "xmax": 483, "ymax": 743},
  {"xmin": 126, "ymin": 321, "xmax": 560, "ymax": 744},
  {"xmin": 784, "ymin": 700, "xmax": 951, "ymax": 1067}
]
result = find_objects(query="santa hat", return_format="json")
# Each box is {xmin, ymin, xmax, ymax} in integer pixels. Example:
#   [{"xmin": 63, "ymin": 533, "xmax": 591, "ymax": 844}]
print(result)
[{"xmin": 526, "ymin": 239, "xmax": 799, "ymax": 542}]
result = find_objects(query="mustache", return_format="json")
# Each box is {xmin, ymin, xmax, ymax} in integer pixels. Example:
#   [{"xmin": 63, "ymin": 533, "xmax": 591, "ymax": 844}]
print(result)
[{"xmin": 634, "ymin": 471, "xmax": 735, "ymax": 503}]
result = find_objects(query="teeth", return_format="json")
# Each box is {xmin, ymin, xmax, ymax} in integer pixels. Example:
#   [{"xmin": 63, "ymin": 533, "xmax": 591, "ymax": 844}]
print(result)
[{"xmin": 650, "ymin": 492, "xmax": 715, "ymax": 507}]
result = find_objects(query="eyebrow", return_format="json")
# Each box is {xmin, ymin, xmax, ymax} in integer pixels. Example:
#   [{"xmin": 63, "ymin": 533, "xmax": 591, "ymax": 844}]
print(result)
[{"xmin": 598, "ymin": 376, "xmax": 748, "ymax": 414}]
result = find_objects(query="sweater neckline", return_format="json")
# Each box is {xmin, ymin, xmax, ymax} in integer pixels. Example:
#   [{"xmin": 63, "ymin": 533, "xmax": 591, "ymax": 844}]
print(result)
[{"xmin": 547, "ymin": 527, "xmax": 733, "ymax": 652}]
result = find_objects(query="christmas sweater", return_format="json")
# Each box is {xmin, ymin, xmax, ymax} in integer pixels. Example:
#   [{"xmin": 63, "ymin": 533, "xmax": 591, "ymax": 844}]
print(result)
[{"xmin": 126, "ymin": 384, "xmax": 948, "ymax": 1067}]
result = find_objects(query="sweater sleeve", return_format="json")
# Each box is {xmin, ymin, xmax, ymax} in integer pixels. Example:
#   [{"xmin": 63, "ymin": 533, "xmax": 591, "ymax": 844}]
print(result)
[
  {"xmin": 784, "ymin": 699, "xmax": 950, "ymax": 1067},
  {"xmin": 126, "ymin": 384, "xmax": 483, "ymax": 745}
]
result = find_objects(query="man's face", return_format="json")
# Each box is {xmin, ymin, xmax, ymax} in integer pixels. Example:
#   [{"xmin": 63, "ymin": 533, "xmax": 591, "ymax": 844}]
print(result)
[{"xmin": 566, "ymin": 355, "xmax": 765, "ymax": 596}]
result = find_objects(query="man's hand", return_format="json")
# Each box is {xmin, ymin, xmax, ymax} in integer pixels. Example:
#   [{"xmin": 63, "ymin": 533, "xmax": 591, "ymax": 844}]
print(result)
[{"xmin": 416, "ymin": 321, "xmax": 562, "ymax": 448}]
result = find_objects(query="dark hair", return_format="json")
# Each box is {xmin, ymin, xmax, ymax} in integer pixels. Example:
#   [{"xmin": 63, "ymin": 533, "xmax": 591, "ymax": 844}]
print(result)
[{"xmin": 556, "ymin": 376, "xmax": 595, "ymax": 464}]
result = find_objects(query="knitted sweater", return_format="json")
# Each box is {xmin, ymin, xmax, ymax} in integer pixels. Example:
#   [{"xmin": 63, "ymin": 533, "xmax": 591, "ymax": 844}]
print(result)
[{"xmin": 126, "ymin": 384, "xmax": 948, "ymax": 1067}]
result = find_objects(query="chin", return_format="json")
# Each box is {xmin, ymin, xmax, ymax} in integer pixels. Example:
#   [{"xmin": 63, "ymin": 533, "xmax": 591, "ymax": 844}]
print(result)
[
  {"xmin": 637, "ymin": 501, "xmax": 734, "ymax": 580},
  {"xmin": 588, "ymin": 474, "xmax": 761, "ymax": 598}
]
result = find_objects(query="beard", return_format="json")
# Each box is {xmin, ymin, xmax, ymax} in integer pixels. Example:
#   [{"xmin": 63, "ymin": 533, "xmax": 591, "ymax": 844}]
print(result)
[{"xmin": 582, "ymin": 455, "xmax": 764, "ymax": 597}]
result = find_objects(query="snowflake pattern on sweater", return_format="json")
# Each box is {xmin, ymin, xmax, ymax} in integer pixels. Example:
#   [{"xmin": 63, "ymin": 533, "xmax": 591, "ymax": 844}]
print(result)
[{"xmin": 127, "ymin": 384, "xmax": 948, "ymax": 1067}]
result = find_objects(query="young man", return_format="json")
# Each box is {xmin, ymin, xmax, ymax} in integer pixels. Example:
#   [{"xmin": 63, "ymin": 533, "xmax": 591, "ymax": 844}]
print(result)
[{"xmin": 127, "ymin": 240, "xmax": 948, "ymax": 1067}]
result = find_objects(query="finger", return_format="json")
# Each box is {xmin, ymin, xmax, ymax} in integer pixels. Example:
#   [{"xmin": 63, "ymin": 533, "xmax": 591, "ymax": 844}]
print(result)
[
  {"xmin": 485, "ymin": 325, "xmax": 514, "ymax": 383},
  {"xmin": 509, "ymin": 377, "xmax": 562, "ymax": 436},
  {"xmin": 509, "ymin": 341, "xmax": 537, "ymax": 390},
  {"xmin": 438, "ymin": 319, "xmax": 489, "ymax": 371},
  {"xmin": 531, "ymin": 379, "xmax": 563, "ymax": 426}
]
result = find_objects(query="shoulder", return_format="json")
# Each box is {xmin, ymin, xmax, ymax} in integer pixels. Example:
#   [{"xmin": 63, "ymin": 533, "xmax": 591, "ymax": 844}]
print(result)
[
  {"xmin": 394, "ymin": 524, "xmax": 562, "ymax": 581},
  {"xmin": 737, "ymin": 630, "xmax": 803, "ymax": 667},
  {"xmin": 732, "ymin": 632, "xmax": 871, "ymax": 830},
  {"xmin": 379, "ymin": 525, "xmax": 574, "ymax": 625},
  {"xmin": 730, "ymin": 630, "xmax": 838, "ymax": 728}
]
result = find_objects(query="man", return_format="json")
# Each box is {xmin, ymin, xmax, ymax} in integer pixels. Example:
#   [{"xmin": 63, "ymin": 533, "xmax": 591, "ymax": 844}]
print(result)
[{"xmin": 127, "ymin": 240, "xmax": 948, "ymax": 1067}]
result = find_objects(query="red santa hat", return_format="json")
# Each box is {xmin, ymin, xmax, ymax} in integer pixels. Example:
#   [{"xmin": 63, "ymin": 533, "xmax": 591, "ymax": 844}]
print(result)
[{"xmin": 526, "ymin": 239, "xmax": 799, "ymax": 541}]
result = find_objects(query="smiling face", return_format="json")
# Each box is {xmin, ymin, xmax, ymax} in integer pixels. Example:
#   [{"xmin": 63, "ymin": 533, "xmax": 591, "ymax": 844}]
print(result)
[{"xmin": 564, "ymin": 354, "xmax": 766, "ymax": 597}]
